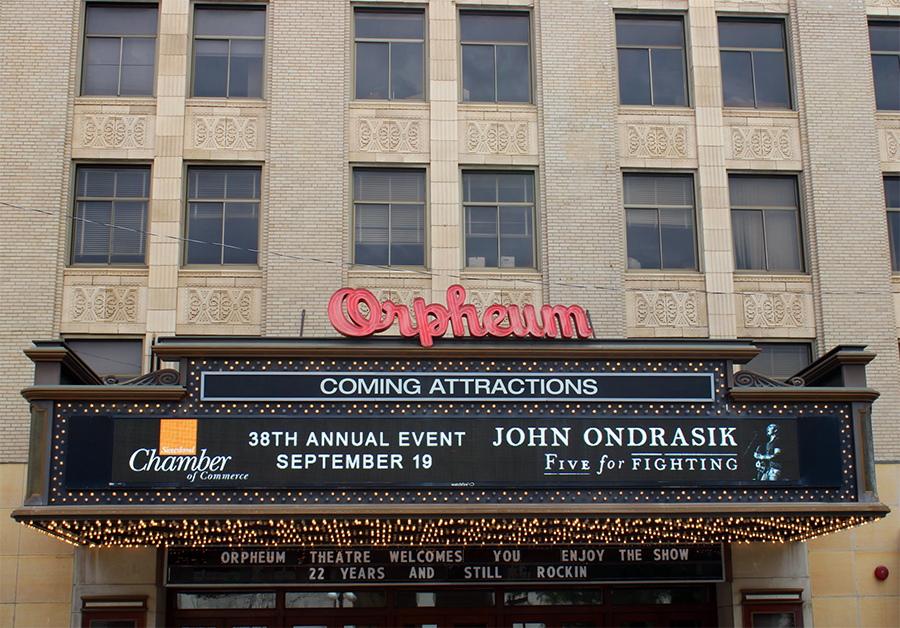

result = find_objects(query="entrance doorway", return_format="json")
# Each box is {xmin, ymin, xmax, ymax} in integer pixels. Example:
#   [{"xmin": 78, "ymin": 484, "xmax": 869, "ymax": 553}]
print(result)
[{"xmin": 167, "ymin": 585, "xmax": 718, "ymax": 627}]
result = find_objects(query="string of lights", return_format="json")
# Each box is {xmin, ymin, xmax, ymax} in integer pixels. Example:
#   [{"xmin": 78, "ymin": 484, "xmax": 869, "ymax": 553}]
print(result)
[{"xmin": 3, "ymin": 199, "xmax": 897, "ymax": 300}]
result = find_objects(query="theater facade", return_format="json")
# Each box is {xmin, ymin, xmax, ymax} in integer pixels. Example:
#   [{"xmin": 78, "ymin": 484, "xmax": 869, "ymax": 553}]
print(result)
[{"xmin": 13, "ymin": 288, "xmax": 888, "ymax": 627}]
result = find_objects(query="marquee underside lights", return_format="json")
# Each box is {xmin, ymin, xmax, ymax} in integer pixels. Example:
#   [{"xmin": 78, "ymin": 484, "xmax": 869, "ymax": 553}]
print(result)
[{"xmin": 16, "ymin": 512, "xmax": 885, "ymax": 548}]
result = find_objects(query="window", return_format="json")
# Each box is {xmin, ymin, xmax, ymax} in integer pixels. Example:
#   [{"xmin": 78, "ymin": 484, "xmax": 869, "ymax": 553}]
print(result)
[
  {"xmin": 192, "ymin": 6, "xmax": 265, "ymax": 98},
  {"xmin": 66, "ymin": 339, "xmax": 144, "ymax": 382},
  {"xmin": 72, "ymin": 166, "xmax": 149, "ymax": 264},
  {"xmin": 616, "ymin": 16, "xmax": 688, "ymax": 106},
  {"xmin": 353, "ymin": 169, "xmax": 426, "ymax": 266},
  {"xmin": 463, "ymin": 172, "xmax": 535, "ymax": 269},
  {"xmin": 355, "ymin": 10, "xmax": 424, "ymax": 100},
  {"xmin": 870, "ymin": 22, "xmax": 900, "ymax": 110},
  {"xmin": 624, "ymin": 174, "xmax": 696, "ymax": 270},
  {"xmin": 460, "ymin": 11, "xmax": 531, "ymax": 103},
  {"xmin": 185, "ymin": 167, "xmax": 260, "ymax": 265},
  {"xmin": 719, "ymin": 19, "xmax": 791, "ymax": 109},
  {"xmin": 742, "ymin": 343, "xmax": 811, "ymax": 380},
  {"xmin": 82, "ymin": 4, "xmax": 158, "ymax": 96},
  {"xmin": 887, "ymin": 176, "xmax": 900, "ymax": 272},
  {"xmin": 730, "ymin": 175, "xmax": 803, "ymax": 271}
]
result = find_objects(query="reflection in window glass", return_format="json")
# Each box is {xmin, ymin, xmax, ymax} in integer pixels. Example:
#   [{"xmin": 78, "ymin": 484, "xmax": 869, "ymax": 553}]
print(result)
[
  {"xmin": 176, "ymin": 592, "xmax": 275, "ymax": 609},
  {"xmin": 887, "ymin": 177, "xmax": 900, "ymax": 271},
  {"xmin": 395, "ymin": 590, "xmax": 495, "ymax": 607},
  {"xmin": 506, "ymin": 590, "xmax": 604, "ymax": 606},
  {"xmin": 185, "ymin": 168, "xmax": 261, "ymax": 265},
  {"xmin": 749, "ymin": 611, "xmax": 796, "ymax": 627},
  {"xmin": 612, "ymin": 586, "xmax": 709, "ymax": 605},
  {"xmin": 286, "ymin": 590, "xmax": 387, "ymax": 608},
  {"xmin": 461, "ymin": 12, "xmax": 531, "ymax": 102},
  {"xmin": 616, "ymin": 16, "xmax": 688, "ymax": 106},
  {"xmin": 719, "ymin": 19, "xmax": 791, "ymax": 109}
]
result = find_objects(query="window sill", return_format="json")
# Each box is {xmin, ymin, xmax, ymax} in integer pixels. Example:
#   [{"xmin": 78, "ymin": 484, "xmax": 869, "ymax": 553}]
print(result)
[
  {"xmin": 618, "ymin": 104, "xmax": 693, "ymax": 114},
  {"xmin": 179, "ymin": 266, "xmax": 262, "ymax": 274},
  {"xmin": 186, "ymin": 97, "xmax": 267, "ymax": 106},
  {"xmin": 458, "ymin": 102, "xmax": 537, "ymax": 111}
]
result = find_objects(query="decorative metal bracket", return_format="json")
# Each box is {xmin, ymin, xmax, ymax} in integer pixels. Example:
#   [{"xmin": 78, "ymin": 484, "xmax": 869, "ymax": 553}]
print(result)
[
  {"xmin": 733, "ymin": 371, "xmax": 805, "ymax": 388},
  {"xmin": 113, "ymin": 369, "xmax": 181, "ymax": 387}
]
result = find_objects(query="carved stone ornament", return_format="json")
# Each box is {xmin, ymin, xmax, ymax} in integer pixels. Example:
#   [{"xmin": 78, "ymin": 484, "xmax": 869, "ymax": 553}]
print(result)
[
  {"xmin": 625, "ymin": 125, "xmax": 688, "ymax": 158},
  {"xmin": 634, "ymin": 291, "xmax": 701, "ymax": 328},
  {"xmin": 82, "ymin": 114, "xmax": 148, "ymax": 149},
  {"xmin": 733, "ymin": 371, "xmax": 805, "ymax": 388},
  {"xmin": 466, "ymin": 289, "xmax": 536, "ymax": 317},
  {"xmin": 186, "ymin": 288, "xmax": 255, "ymax": 324},
  {"xmin": 867, "ymin": 0, "xmax": 899, "ymax": 7},
  {"xmin": 194, "ymin": 116, "xmax": 258, "ymax": 150},
  {"xmin": 884, "ymin": 128, "xmax": 900, "ymax": 162},
  {"xmin": 357, "ymin": 119, "xmax": 421, "ymax": 153},
  {"xmin": 743, "ymin": 293, "xmax": 805, "ymax": 328},
  {"xmin": 72, "ymin": 286, "xmax": 139, "ymax": 323},
  {"xmin": 466, "ymin": 121, "xmax": 530, "ymax": 155},
  {"xmin": 731, "ymin": 127, "xmax": 793, "ymax": 160}
]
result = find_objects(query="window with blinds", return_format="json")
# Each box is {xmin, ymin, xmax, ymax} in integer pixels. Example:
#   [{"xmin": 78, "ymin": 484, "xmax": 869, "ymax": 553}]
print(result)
[
  {"xmin": 72, "ymin": 166, "xmax": 150, "ymax": 265},
  {"xmin": 353, "ymin": 169, "xmax": 426, "ymax": 267},
  {"xmin": 463, "ymin": 172, "xmax": 535, "ymax": 269},
  {"xmin": 185, "ymin": 167, "xmax": 260, "ymax": 265},
  {"xmin": 742, "ymin": 343, "xmax": 811, "ymax": 380},
  {"xmin": 624, "ymin": 174, "xmax": 697, "ymax": 270},
  {"xmin": 729, "ymin": 175, "xmax": 803, "ymax": 272}
]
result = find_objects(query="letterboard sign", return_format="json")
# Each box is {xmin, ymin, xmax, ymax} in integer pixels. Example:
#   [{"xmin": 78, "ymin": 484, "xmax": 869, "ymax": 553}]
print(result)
[{"xmin": 166, "ymin": 544, "xmax": 725, "ymax": 585}]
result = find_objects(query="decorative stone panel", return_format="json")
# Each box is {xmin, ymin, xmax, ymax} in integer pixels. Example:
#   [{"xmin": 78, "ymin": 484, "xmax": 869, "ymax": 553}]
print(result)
[
  {"xmin": 882, "ymin": 128, "xmax": 900, "ymax": 163},
  {"xmin": 82, "ymin": 114, "xmax": 149, "ymax": 149},
  {"xmin": 193, "ymin": 116, "xmax": 259, "ymax": 151},
  {"xmin": 730, "ymin": 126, "xmax": 794, "ymax": 161},
  {"xmin": 465, "ymin": 121, "xmax": 530, "ymax": 155},
  {"xmin": 357, "ymin": 118, "xmax": 422, "ymax": 153},
  {"xmin": 71, "ymin": 286, "xmax": 140, "ymax": 323},
  {"xmin": 867, "ymin": 0, "xmax": 899, "ymax": 7},
  {"xmin": 634, "ymin": 291, "xmax": 702, "ymax": 328},
  {"xmin": 625, "ymin": 125, "xmax": 689, "ymax": 159},
  {"xmin": 185, "ymin": 288, "xmax": 256, "ymax": 325},
  {"xmin": 742, "ymin": 292, "xmax": 806, "ymax": 328},
  {"xmin": 465, "ymin": 289, "xmax": 537, "ymax": 316}
]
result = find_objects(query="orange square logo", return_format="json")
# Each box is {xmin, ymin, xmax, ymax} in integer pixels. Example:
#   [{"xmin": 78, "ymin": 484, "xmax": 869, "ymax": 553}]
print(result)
[{"xmin": 159, "ymin": 419, "xmax": 197, "ymax": 455}]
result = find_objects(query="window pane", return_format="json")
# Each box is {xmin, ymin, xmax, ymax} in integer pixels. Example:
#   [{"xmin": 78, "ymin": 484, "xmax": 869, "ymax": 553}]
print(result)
[
  {"xmin": 626, "ymin": 209, "xmax": 661, "ymax": 270},
  {"xmin": 190, "ymin": 169, "xmax": 227, "ymax": 199},
  {"xmin": 462, "ymin": 44, "xmax": 495, "ymax": 102},
  {"xmin": 356, "ymin": 11, "xmax": 423, "ymax": 40},
  {"xmin": 497, "ymin": 173, "xmax": 533, "ymax": 203},
  {"xmin": 79, "ymin": 169, "xmax": 117, "ymax": 198},
  {"xmin": 743, "ymin": 344, "xmax": 811, "ymax": 379},
  {"xmin": 83, "ymin": 38, "xmax": 122, "ymax": 95},
  {"xmin": 355, "ymin": 170, "xmax": 425, "ymax": 202},
  {"xmin": 86, "ymin": 6, "xmax": 158, "ymax": 36},
  {"xmin": 721, "ymin": 50, "xmax": 755, "ymax": 107},
  {"xmin": 356, "ymin": 42, "xmax": 389, "ymax": 100},
  {"xmin": 888, "ymin": 211, "xmax": 899, "ymax": 271},
  {"xmin": 193, "ymin": 39, "xmax": 229, "ymax": 97},
  {"xmin": 464, "ymin": 173, "xmax": 499, "ymax": 203},
  {"xmin": 223, "ymin": 169, "xmax": 260, "ymax": 199},
  {"xmin": 73, "ymin": 201, "xmax": 113, "ymax": 264},
  {"xmin": 886, "ymin": 177, "xmax": 900, "ymax": 208},
  {"xmin": 660, "ymin": 208, "xmax": 696, "ymax": 269},
  {"xmin": 390, "ymin": 204, "xmax": 425, "ymax": 265},
  {"xmin": 176, "ymin": 592, "xmax": 275, "ymax": 609},
  {"xmin": 732, "ymin": 209, "xmax": 766, "ymax": 270},
  {"xmin": 506, "ymin": 590, "xmax": 604, "ymax": 606},
  {"xmin": 651, "ymin": 48, "xmax": 687, "ymax": 106},
  {"xmin": 186, "ymin": 202, "xmax": 225, "ymax": 264},
  {"xmin": 624, "ymin": 175, "xmax": 693, "ymax": 206},
  {"xmin": 499, "ymin": 206, "xmax": 533, "ymax": 267},
  {"xmin": 719, "ymin": 21, "xmax": 784, "ymax": 50},
  {"xmin": 110, "ymin": 201, "xmax": 147, "ymax": 263},
  {"xmin": 222, "ymin": 202, "xmax": 259, "ymax": 264},
  {"xmin": 355, "ymin": 204, "xmax": 390, "ymax": 266},
  {"xmin": 730, "ymin": 177, "xmax": 796, "ymax": 208},
  {"xmin": 461, "ymin": 14, "xmax": 529, "ymax": 43},
  {"xmin": 617, "ymin": 18, "xmax": 683, "ymax": 47},
  {"xmin": 618, "ymin": 48, "xmax": 652, "ymax": 105},
  {"xmin": 496, "ymin": 45, "xmax": 530, "ymax": 102},
  {"xmin": 466, "ymin": 206, "xmax": 499, "ymax": 267},
  {"xmin": 870, "ymin": 22, "xmax": 900, "ymax": 52},
  {"xmin": 229, "ymin": 39, "xmax": 264, "ymax": 98},
  {"xmin": 753, "ymin": 50, "xmax": 791, "ymax": 108},
  {"xmin": 764, "ymin": 209, "xmax": 802, "ymax": 271},
  {"xmin": 120, "ymin": 37, "xmax": 156, "ymax": 95},
  {"xmin": 286, "ymin": 590, "xmax": 387, "ymax": 608},
  {"xmin": 195, "ymin": 8, "xmax": 265, "ymax": 37},
  {"xmin": 66, "ymin": 339, "xmax": 143, "ymax": 378},
  {"xmin": 391, "ymin": 42, "xmax": 424, "ymax": 100},
  {"xmin": 612, "ymin": 587, "xmax": 708, "ymax": 605},
  {"xmin": 872, "ymin": 54, "xmax": 900, "ymax": 111}
]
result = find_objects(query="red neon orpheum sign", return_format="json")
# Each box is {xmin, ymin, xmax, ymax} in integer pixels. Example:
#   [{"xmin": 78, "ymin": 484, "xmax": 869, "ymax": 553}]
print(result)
[{"xmin": 328, "ymin": 284, "xmax": 593, "ymax": 347}]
